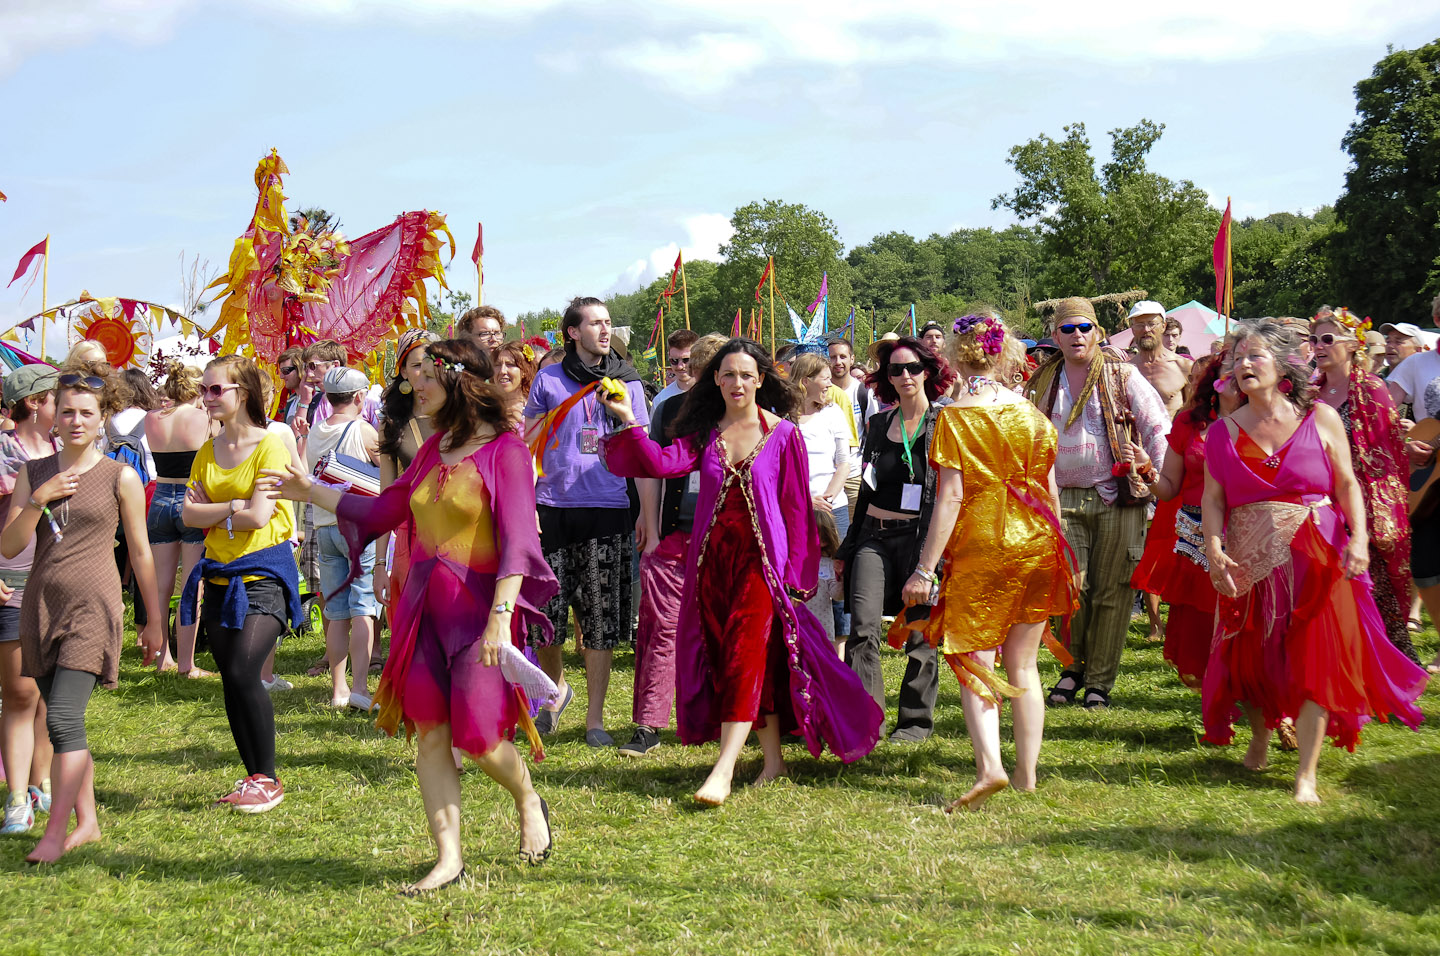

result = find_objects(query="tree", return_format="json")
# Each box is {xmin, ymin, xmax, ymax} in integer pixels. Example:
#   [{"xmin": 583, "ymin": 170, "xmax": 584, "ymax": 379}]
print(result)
[
  {"xmin": 993, "ymin": 120, "xmax": 1217, "ymax": 325},
  {"xmin": 715, "ymin": 199, "xmax": 853, "ymax": 346},
  {"xmin": 1332, "ymin": 39, "xmax": 1440, "ymax": 322},
  {"xmin": 425, "ymin": 289, "xmax": 472, "ymax": 336}
]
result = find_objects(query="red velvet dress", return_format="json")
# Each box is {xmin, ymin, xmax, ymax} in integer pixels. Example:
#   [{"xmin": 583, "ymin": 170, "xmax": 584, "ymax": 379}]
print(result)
[
  {"xmin": 1132, "ymin": 416, "xmax": 1218, "ymax": 688},
  {"xmin": 697, "ymin": 483, "xmax": 794, "ymax": 728}
]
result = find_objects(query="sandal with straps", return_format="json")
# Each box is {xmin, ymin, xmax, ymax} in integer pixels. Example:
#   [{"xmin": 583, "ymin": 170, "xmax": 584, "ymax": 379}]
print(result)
[
  {"xmin": 1047, "ymin": 671, "xmax": 1083, "ymax": 706},
  {"xmin": 1082, "ymin": 688, "xmax": 1111, "ymax": 710}
]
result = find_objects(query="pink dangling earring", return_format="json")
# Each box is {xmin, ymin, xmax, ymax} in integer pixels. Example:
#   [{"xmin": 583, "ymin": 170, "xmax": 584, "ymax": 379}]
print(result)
[
  {"xmin": 1214, "ymin": 375, "xmax": 1229, "ymax": 394},
  {"xmin": 1278, "ymin": 378, "xmax": 1293, "ymax": 394}
]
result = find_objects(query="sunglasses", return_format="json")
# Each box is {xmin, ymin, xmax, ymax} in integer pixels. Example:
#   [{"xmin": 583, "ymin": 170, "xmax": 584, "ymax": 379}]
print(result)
[
  {"xmin": 202, "ymin": 383, "xmax": 242, "ymax": 399},
  {"xmin": 278, "ymin": 365, "xmax": 298, "ymax": 375},
  {"xmin": 58, "ymin": 373, "xmax": 105, "ymax": 390},
  {"xmin": 670, "ymin": 357, "xmax": 690, "ymax": 367},
  {"xmin": 1308, "ymin": 333, "xmax": 1341, "ymax": 346},
  {"xmin": 888, "ymin": 361, "xmax": 925, "ymax": 378},
  {"xmin": 305, "ymin": 360, "xmax": 336, "ymax": 371},
  {"xmin": 1057, "ymin": 323, "xmax": 1095, "ymax": 335}
]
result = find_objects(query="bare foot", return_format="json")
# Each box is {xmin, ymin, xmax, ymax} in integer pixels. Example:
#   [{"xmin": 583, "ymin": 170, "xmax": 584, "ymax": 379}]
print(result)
[
  {"xmin": 518, "ymin": 795, "xmax": 551, "ymax": 860},
  {"xmin": 25, "ymin": 835, "xmax": 67, "ymax": 864},
  {"xmin": 399, "ymin": 859, "xmax": 465, "ymax": 895},
  {"xmin": 944, "ymin": 775, "xmax": 1009, "ymax": 813},
  {"xmin": 1147, "ymin": 625, "xmax": 1164, "ymax": 643},
  {"xmin": 1243, "ymin": 736, "xmax": 1270, "ymax": 771},
  {"xmin": 695, "ymin": 770, "xmax": 732, "ymax": 806},
  {"xmin": 1011, "ymin": 776, "xmax": 1037, "ymax": 793},
  {"xmin": 329, "ymin": 696, "xmax": 350, "ymax": 708},
  {"xmin": 180, "ymin": 667, "xmax": 213, "ymax": 679},
  {"xmin": 1294, "ymin": 776, "xmax": 1320, "ymax": 805},
  {"xmin": 62, "ymin": 822, "xmax": 101, "ymax": 851},
  {"xmin": 753, "ymin": 764, "xmax": 789, "ymax": 787}
]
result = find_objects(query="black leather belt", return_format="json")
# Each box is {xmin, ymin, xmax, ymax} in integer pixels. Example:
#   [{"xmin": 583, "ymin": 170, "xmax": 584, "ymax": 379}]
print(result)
[{"xmin": 862, "ymin": 515, "xmax": 920, "ymax": 531}]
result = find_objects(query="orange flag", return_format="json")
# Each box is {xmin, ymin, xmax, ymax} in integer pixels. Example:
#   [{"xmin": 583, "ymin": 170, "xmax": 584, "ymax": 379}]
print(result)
[{"xmin": 753, "ymin": 258, "xmax": 772, "ymax": 302}]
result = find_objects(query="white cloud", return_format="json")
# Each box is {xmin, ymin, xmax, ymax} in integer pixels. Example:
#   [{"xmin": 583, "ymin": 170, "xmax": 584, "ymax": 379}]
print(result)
[
  {"xmin": 605, "ymin": 213, "xmax": 735, "ymax": 296},
  {"xmin": 4, "ymin": 0, "xmax": 1431, "ymax": 81}
]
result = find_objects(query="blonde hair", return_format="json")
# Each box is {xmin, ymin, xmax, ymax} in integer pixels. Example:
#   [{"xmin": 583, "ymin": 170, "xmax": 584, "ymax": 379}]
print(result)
[
  {"xmin": 160, "ymin": 359, "xmax": 202, "ymax": 404},
  {"xmin": 66, "ymin": 340, "xmax": 109, "ymax": 367},
  {"xmin": 790, "ymin": 352, "xmax": 830, "ymax": 384},
  {"xmin": 947, "ymin": 311, "xmax": 1009, "ymax": 374}
]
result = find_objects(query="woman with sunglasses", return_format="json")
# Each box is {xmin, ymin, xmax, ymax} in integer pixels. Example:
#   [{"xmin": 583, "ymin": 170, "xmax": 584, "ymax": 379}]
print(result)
[
  {"xmin": 179, "ymin": 355, "xmax": 302, "ymax": 814},
  {"xmin": 1, "ymin": 363, "xmax": 166, "ymax": 862},
  {"xmin": 144, "ymin": 360, "xmax": 214, "ymax": 678},
  {"xmin": 835, "ymin": 336, "xmax": 955, "ymax": 743},
  {"xmin": 900, "ymin": 316, "xmax": 1076, "ymax": 809},
  {"xmin": 600, "ymin": 338, "xmax": 884, "ymax": 805},
  {"xmin": 266, "ymin": 338, "xmax": 558, "ymax": 890},
  {"xmin": 1308, "ymin": 307, "xmax": 1418, "ymax": 663}
]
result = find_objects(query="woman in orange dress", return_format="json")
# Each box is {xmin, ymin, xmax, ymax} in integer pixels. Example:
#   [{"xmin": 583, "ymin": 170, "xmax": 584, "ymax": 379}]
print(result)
[{"xmin": 902, "ymin": 315, "xmax": 1077, "ymax": 811}]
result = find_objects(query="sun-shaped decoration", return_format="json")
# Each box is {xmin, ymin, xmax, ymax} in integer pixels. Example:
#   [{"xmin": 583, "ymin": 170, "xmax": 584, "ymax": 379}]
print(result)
[{"xmin": 70, "ymin": 298, "xmax": 154, "ymax": 369}]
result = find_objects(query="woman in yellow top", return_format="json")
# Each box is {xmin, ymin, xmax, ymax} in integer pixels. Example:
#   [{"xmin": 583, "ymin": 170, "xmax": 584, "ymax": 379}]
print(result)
[
  {"xmin": 180, "ymin": 355, "xmax": 300, "ymax": 815},
  {"xmin": 902, "ymin": 314, "xmax": 1077, "ymax": 811}
]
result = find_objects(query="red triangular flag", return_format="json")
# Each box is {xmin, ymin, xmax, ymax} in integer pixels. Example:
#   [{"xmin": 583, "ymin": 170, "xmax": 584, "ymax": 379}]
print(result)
[
  {"xmin": 1212, "ymin": 200, "xmax": 1232, "ymax": 315},
  {"xmin": 8, "ymin": 237, "xmax": 48, "ymax": 287},
  {"xmin": 471, "ymin": 223, "xmax": 483, "ymax": 266},
  {"xmin": 120, "ymin": 298, "xmax": 139, "ymax": 320},
  {"xmin": 731, "ymin": 309, "xmax": 741, "ymax": 337},
  {"xmin": 754, "ymin": 258, "xmax": 772, "ymax": 302}
]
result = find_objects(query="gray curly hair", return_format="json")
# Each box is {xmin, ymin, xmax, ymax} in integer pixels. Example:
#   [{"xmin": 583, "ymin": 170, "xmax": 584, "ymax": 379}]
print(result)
[{"xmin": 1224, "ymin": 318, "xmax": 1314, "ymax": 412}]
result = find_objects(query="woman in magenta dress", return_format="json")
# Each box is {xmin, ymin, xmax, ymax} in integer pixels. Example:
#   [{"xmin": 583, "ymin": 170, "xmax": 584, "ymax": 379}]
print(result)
[
  {"xmin": 1199, "ymin": 320, "xmax": 1426, "ymax": 804},
  {"xmin": 268, "ymin": 338, "xmax": 558, "ymax": 893},
  {"xmin": 1129, "ymin": 353, "xmax": 1241, "ymax": 689},
  {"xmin": 599, "ymin": 339, "xmax": 882, "ymax": 806}
]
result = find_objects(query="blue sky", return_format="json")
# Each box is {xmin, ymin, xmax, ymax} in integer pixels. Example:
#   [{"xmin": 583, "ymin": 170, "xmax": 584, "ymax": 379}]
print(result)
[{"xmin": 2, "ymin": 1, "xmax": 1439, "ymax": 354}]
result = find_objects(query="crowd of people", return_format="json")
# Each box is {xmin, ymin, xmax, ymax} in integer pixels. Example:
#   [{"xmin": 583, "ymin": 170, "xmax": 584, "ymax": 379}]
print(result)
[{"xmin": 0, "ymin": 291, "xmax": 1436, "ymax": 888}]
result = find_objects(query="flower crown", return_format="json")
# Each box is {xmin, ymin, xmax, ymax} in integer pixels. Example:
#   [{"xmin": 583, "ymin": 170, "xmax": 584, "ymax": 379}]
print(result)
[
  {"xmin": 952, "ymin": 314, "xmax": 1006, "ymax": 356},
  {"xmin": 432, "ymin": 356, "xmax": 467, "ymax": 375},
  {"xmin": 1319, "ymin": 306, "xmax": 1372, "ymax": 347}
]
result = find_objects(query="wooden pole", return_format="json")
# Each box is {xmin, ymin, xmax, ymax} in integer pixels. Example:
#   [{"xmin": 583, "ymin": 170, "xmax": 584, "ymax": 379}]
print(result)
[
  {"xmin": 41, "ymin": 235, "xmax": 49, "ymax": 361},
  {"xmin": 768, "ymin": 256, "xmax": 776, "ymax": 360},
  {"xmin": 659, "ymin": 300, "xmax": 668, "ymax": 374},
  {"xmin": 680, "ymin": 253, "xmax": 691, "ymax": 330}
]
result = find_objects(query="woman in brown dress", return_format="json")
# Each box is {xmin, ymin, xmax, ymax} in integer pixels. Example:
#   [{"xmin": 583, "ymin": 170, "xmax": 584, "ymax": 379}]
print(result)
[{"xmin": 0, "ymin": 362, "xmax": 165, "ymax": 863}]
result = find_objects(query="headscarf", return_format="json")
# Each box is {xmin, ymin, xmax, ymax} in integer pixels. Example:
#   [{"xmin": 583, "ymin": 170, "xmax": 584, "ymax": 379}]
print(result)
[{"xmin": 394, "ymin": 329, "xmax": 439, "ymax": 380}]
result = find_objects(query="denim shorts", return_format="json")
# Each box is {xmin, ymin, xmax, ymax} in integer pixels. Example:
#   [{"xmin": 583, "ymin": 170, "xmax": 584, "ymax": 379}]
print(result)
[
  {"xmin": 317, "ymin": 523, "xmax": 377, "ymax": 619},
  {"xmin": 0, "ymin": 605, "xmax": 18, "ymax": 643},
  {"xmin": 147, "ymin": 483, "xmax": 205, "ymax": 545}
]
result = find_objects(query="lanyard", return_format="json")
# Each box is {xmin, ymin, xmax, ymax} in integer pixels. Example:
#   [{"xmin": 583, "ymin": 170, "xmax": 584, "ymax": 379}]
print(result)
[{"xmin": 897, "ymin": 409, "xmax": 923, "ymax": 481}]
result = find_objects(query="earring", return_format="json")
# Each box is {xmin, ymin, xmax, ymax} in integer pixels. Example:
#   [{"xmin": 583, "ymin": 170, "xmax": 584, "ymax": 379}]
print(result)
[
  {"xmin": 398, "ymin": 379, "xmax": 412, "ymax": 395},
  {"xmin": 1278, "ymin": 378, "xmax": 1293, "ymax": 394},
  {"xmin": 1214, "ymin": 376, "xmax": 1229, "ymax": 394}
]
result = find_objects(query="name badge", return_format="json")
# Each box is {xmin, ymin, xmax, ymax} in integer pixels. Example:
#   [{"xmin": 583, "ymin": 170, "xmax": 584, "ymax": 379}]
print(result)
[
  {"xmin": 579, "ymin": 426, "xmax": 599, "ymax": 454},
  {"xmin": 900, "ymin": 483, "xmax": 922, "ymax": 511},
  {"xmin": 686, "ymin": 471, "xmax": 700, "ymax": 494}
]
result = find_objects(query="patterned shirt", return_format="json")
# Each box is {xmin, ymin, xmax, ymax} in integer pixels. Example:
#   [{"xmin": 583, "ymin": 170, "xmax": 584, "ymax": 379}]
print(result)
[{"xmin": 1045, "ymin": 362, "xmax": 1170, "ymax": 504}]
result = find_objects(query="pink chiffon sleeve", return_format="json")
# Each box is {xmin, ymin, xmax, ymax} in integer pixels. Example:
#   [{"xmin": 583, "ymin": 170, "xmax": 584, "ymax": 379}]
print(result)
[
  {"xmin": 779, "ymin": 425, "xmax": 820, "ymax": 596},
  {"xmin": 481, "ymin": 433, "xmax": 560, "ymax": 644},
  {"xmin": 601, "ymin": 425, "xmax": 701, "ymax": 480}
]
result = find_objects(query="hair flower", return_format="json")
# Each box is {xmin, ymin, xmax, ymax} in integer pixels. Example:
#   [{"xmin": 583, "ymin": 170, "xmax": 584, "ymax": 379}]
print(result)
[{"xmin": 953, "ymin": 313, "xmax": 1006, "ymax": 356}]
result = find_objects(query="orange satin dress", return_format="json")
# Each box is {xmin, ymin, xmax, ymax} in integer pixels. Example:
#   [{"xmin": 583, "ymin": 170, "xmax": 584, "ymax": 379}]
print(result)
[{"xmin": 925, "ymin": 401, "xmax": 1078, "ymax": 700}]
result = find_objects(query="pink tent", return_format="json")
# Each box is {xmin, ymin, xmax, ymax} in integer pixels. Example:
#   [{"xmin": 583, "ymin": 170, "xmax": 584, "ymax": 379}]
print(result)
[{"xmin": 1107, "ymin": 300, "xmax": 1229, "ymax": 357}]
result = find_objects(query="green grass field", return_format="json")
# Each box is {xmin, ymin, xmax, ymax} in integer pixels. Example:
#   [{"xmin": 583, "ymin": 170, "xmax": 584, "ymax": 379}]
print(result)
[{"xmin": 2, "ymin": 615, "xmax": 1438, "ymax": 956}]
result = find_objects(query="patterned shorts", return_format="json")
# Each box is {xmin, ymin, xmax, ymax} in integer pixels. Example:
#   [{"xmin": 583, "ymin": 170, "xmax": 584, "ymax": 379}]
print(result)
[{"xmin": 529, "ymin": 505, "xmax": 634, "ymax": 651}]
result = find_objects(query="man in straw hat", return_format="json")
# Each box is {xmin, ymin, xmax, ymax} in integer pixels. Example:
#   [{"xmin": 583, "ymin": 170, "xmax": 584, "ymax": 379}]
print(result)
[{"xmin": 1024, "ymin": 297, "xmax": 1170, "ymax": 710}]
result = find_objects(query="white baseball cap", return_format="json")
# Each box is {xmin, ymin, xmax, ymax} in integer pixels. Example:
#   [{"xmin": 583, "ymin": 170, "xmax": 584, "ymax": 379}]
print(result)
[
  {"xmin": 1126, "ymin": 300, "xmax": 1166, "ymax": 321},
  {"xmin": 1380, "ymin": 322, "xmax": 1440, "ymax": 349}
]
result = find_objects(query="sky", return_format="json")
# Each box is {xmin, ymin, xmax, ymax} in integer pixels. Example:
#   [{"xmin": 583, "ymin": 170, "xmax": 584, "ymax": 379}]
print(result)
[{"xmin": 2, "ymin": 0, "xmax": 1439, "ymax": 355}]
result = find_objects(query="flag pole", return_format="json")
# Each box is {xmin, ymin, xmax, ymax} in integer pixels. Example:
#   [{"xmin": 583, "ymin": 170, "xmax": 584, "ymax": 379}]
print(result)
[
  {"xmin": 1224, "ymin": 196, "xmax": 1234, "ymax": 330},
  {"xmin": 41, "ymin": 235, "xmax": 49, "ymax": 361},
  {"xmin": 768, "ymin": 256, "xmax": 776, "ymax": 359},
  {"xmin": 659, "ymin": 300, "xmax": 668, "ymax": 374},
  {"xmin": 680, "ymin": 252, "xmax": 691, "ymax": 330}
]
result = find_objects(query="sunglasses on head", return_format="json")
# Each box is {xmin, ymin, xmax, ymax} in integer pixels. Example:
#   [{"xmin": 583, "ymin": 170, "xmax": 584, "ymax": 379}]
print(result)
[
  {"xmin": 1308, "ymin": 333, "xmax": 1341, "ymax": 346},
  {"xmin": 58, "ymin": 373, "xmax": 105, "ymax": 391},
  {"xmin": 279, "ymin": 365, "xmax": 297, "ymax": 375},
  {"xmin": 202, "ymin": 383, "xmax": 242, "ymax": 399},
  {"xmin": 1057, "ymin": 323, "xmax": 1095, "ymax": 335},
  {"xmin": 888, "ymin": 361, "xmax": 925, "ymax": 378}
]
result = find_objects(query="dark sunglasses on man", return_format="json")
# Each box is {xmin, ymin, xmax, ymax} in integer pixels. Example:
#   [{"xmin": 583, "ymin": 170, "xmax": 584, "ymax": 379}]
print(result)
[
  {"xmin": 279, "ymin": 364, "xmax": 298, "ymax": 376},
  {"xmin": 1057, "ymin": 322, "xmax": 1094, "ymax": 335}
]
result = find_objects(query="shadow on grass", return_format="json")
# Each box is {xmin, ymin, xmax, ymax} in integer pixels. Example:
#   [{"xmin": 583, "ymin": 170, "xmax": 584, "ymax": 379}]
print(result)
[{"xmin": 1021, "ymin": 752, "xmax": 1440, "ymax": 917}]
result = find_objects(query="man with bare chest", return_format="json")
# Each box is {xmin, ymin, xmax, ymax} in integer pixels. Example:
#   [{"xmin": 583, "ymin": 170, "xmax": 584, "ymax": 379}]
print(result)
[{"xmin": 1125, "ymin": 301, "xmax": 1192, "ymax": 416}]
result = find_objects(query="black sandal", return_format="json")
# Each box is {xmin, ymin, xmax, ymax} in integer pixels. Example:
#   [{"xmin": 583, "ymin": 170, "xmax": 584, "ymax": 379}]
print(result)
[
  {"xmin": 1047, "ymin": 671, "xmax": 1083, "ymax": 706},
  {"xmin": 1082, "ymin": 688, "xmax": 1110, "ymax": 710},
  {"xmin": 519, "ymin": 798, "xmax": 552, "ymax": 866}
]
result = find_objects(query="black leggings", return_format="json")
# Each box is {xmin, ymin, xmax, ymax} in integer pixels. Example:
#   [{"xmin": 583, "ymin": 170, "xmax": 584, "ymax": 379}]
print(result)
[
  {"xmin": 209, "ymin": 613, "xmax": 285, "ymax": 781},
  {"xmin": 36, "ymin": 668, "xmax": 98, "ymax": 754}
]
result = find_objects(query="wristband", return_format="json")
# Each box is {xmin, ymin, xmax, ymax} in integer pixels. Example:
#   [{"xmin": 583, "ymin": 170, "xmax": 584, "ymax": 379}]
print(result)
[
  {"xmin": 27, "ymin": 495, "xmax": 43, "ymax": 511},
  {"xmin": 493, "ymin": 600, "xmax": 514, "ymax": 615}
]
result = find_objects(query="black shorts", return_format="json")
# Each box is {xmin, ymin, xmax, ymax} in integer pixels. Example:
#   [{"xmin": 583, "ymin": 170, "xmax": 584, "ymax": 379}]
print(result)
[
  {"xmin": 202, "ymin": 579, "xmax": 290, "ymax": 633},
  {"xmin": 0, "ymin": 604, "xmax": 18, "ymax": 643},
  {"xmin": 530, "ymin": 505, "xmax": 634, "ymax": 651}
]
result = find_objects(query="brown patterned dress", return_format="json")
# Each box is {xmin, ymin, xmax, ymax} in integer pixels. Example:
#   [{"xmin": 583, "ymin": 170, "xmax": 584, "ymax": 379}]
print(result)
[{"xmin": 20, "ymin": 455, "xmax": 126, "ymax": 688}]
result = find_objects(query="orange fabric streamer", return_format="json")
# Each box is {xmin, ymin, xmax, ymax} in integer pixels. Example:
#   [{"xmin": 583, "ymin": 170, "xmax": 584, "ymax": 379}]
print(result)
[{"xmin": 527, "ymin": 381, "xmax": 601, "ymax": 476}]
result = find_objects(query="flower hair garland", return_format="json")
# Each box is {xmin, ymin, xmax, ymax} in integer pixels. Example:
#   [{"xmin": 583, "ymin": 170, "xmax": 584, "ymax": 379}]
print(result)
[
  {"xmin": 1319, "ymin": 306, "xmax": 1372, "ymax": 347},
  {"xmin": 952, "ymin": 314, "xmax": 1005, "ymax": 356}
]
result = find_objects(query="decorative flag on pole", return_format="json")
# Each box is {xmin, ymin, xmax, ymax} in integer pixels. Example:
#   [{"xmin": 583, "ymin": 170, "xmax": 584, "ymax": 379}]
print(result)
[
  {"xmin": 472, "ymin": 223, "xmax": 483, "ymax": 306},
  {"xmin": 908, "ymin": 303, "xmax": 916, "ymax": 337},
  {"xmin": 0, "ymin": 189, "xmax": 7, "ymax": 202},
  {"xmin": 8, "ymin": 237, "xmax": 48, "ymax": 289},
  {"xmin": 754, "ymin": 258, "xmax": 772, "ymax": 302},
  {"xmin": 731, "ymin": 308, "xmax": 742, "ymax": 337},
  {"xmin": 664, "ymin": 252, "xmax": 682, "ymax": 298},
  {"xmin": 1212, "ymin": 198, "xmax": 1233, "ymax": 328},
  {"xmin": 842, "ymin": 305, "xmax": 855, "ymax": 345}
]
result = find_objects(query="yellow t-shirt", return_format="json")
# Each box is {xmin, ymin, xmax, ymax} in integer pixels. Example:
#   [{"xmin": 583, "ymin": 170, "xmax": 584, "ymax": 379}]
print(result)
[
  {"xmin": 190, "ymin": 433, "xmax": 295, "ymax": 569},
  {"xmin": 825, "ymin": 383, "xmax": 860, "ymax": 449}
]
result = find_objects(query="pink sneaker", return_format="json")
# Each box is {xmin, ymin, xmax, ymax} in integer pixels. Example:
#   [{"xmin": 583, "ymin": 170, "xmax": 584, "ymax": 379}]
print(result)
[{"xmin": 218, "ymin": 774, "xmax": 285, "ymax": 814}]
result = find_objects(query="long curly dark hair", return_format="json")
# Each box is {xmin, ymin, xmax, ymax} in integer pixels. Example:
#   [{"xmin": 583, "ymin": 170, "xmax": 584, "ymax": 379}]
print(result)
[
  {"xmin": 425, "ymin": 338, "xmax": 508, "ymax": 450},
  {"xmin": 671, "ymin": 338, "xmax": 798, "ymax": 442},
  {"xmin": 1180, "ymin": 353, "xmax": 1225, "ymax": 428},
  {"xmin": 864, "ymin": 336, "xmax": 956, "ymax": 404},
  {"xmin": 378, "ymin": 331, "xmax": 438, "ymax": 460}
]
